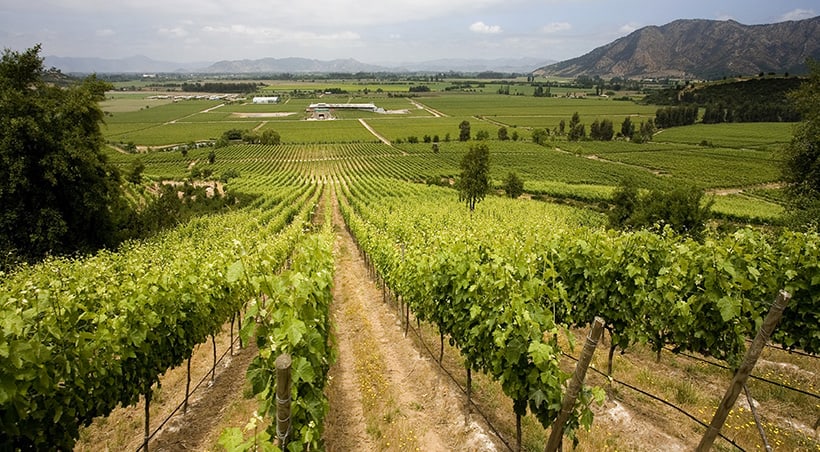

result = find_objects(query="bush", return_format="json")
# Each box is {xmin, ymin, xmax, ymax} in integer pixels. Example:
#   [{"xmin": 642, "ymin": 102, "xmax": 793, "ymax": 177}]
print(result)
[
  {"xmin": 609, "ymin": 179, "xmax": 713, "ymax": 239},
  {"xmin": 503, "ymin": 172, "xmax": 524, "ymax": 198}
]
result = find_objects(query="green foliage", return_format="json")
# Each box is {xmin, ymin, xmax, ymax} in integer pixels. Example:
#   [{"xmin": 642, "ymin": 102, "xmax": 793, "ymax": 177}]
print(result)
[
  {"xmin": 497, "ymin": 126, "xmax": 509, "ymax": 141},
  {"xmin": 781, "ymin": 60, "xmax": 820, "ymax": 231},
  {"xmin": 475, "ymin": 129, "xmax": 490, "ymax": 141},
  {"xmin": 568, "ymin": 112, "xmax": 585, "ymax": 141},
  {"xmin": 0, "ymin": 181, "xmax": 319, "ymax": 449},
  {"xmin": 458, "ymin": 120, "xmax": 471, "ymax": 141},
  {"xmin": 457, "ymin": 143, "xmax": 490, "ymax": 211},
  {"xmin": 127, "ymin": 158, "xmax": 145, "ymax": 184},
  {"xmin": 589, "ymin": 118, "xmax": 614, "ymax": 141},
  {"xmin": 655, "ymin": 106, "xmax": 698, "ymax": 128},
  {"xmin": 0, "ymin": 45, "xmax": 125, "ymax": 267},
  {"xmin": 502, "ymin": 172, "xmax": 524, "ymax": 198},
  {"xmin": 532, "ymin": 128, "xmax": 549, "ymax": 145},
  {"xmin": 608, "ymin": 179, "xmax": 714, "ymax": 239},
  {"xmin": 621, "ymin": 116, "xmax": 635, "ymax": 139},
  {"xmin": 241, "ymin": 230, "xmax": 335, "ymax": 452}
]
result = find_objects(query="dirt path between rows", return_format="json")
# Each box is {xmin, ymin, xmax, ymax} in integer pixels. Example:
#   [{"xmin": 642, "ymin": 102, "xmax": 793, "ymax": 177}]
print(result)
[{"xmin": 323, "ymin": 188, "xmax": 499, "ymax": 451}]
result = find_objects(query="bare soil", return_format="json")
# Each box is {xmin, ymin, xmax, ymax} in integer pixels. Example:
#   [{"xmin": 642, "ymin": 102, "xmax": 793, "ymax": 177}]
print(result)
[{"xmin": 323, "ymin": 188, "xmax": 499, "ymax": 451}]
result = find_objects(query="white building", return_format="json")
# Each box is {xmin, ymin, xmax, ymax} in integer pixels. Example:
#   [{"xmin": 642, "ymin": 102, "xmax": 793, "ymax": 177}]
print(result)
[{"xmin": 252, "ymin": 96, "xmax": 280, "ymax": 104}]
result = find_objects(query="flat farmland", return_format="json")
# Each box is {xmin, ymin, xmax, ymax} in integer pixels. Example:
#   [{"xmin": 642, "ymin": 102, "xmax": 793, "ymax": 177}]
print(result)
[
  {"xmin": 99, "ymin": 88, "xmax": 794, "ymax": 223},
  {"xmin": 656, "ymin": 122, "xmax": 794, "ymax": 149},
  {"xmin": 416, "ymin": 93, "xmax": 658, "ymax": 118}
]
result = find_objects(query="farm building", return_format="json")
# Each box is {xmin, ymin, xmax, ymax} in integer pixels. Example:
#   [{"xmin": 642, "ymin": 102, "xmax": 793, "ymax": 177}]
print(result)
[
  {"xmin": 305, "ymin": 102, "xmax": 384, "ymax": 120},
  {"xmin": 252, "ymin": 96, "xmax": 280, "ymax": 104}
]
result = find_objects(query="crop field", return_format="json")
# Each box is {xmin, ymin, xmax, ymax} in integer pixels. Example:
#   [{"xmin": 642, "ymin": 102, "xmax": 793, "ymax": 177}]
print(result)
[
  {"xmin": 656, "ymin": 122, "xmax": 794, "ymax": 149},
  {"xmin": 13, "ymin": 83, "xmax": 811, "ymax": 451}
]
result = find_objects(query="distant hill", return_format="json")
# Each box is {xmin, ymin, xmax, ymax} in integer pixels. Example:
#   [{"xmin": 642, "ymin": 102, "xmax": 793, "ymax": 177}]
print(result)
[
  {"xmin": 535, "ymin": 16, "xmax": 820, "ymax": 79},
  {"xmin": 200, "ymin": 57, "xmax": 388, "ymax": 74},
  {"xmin": 43, "ymin": 55, "xmax": 550, "ymax": 75},
  {"xmin": 43, "ymin": 55, "xmax": 198, "ymax": 74}
]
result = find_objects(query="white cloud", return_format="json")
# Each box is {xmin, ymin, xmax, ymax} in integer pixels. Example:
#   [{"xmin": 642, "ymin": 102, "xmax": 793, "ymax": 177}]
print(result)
[
  {"xmin": 158, "ymin": 26, "xmax": 189, "ymax": 38},
  {"xmin": 619, "ymin": 22, "xmax": 639, "ymax": 34},
  {"xmin": 203, "ymin": 24, "xmax": 360, "ymax": 45},
  {"xmin": 541, "ymin": 22, "xmax": 571, "ymax": 34},
  {"xmin": 95, "ymin": 28, "xmax": 115, "ymax": 37},
  {"xmin": 470, "ymin": 21, "xmax": 502, "ymax": 34},
  {"xmin": 779, "ymin": 8, "xmax": 815, "ymax": 21}
]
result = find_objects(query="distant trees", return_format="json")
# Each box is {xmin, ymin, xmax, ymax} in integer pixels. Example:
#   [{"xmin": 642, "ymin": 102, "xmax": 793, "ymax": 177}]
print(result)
[
  {"xmin": 498, "ymin": 126, "xmax": 509, "ymax": 141},
  {"xmin": 621, "ymin": 117, "xmax": 635, "ymax": 139},
  {"xmin": 655, "ymin": 106, "xmax": 698, "ymax": 128},
  {"xmin": 589, "ymin": 119, "xmax": 615, "ymax": 141},
  {"xmin": 568, "ymin": 112, "xmax": 586, "ymax": 141},
  {"xmin": 459, "ymin": 120, "xmax": 471, "ymax": 141},
  {"xmin": 533, "ymin": 85, "xmax": 550, "ymax": 97},
  {"xmin": 608, "ymin": 178, "xmax": 713, "ymax": 239},
  {"xmin": 502, "ymin": 172, "xmax": 524, "ymax": 198},
  {"xmin": 532, "ymin": 128, "xmax": 549, "ymax": 145},
  {"xmin": 409, "ymin": 85, "xmax": 430, "ymax": 93},
  {"xmin": 632, "ymin": 119, "xmax": 657, "ymax": 143},
  {"xmin": 217, "ymin": 128, "xmax": 281, "ymax": 147},
  {"xmin": 457, "ymin": 143, "xmax": 490, "ymax": 211}
]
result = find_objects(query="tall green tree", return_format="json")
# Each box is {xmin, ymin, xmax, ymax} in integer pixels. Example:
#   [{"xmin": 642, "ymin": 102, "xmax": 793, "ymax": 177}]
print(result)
[
  {"xmin": 459, "ymin": 120, "xmax": 471, "ymax": 141},
  {"xmin": 782, "ymin": 60, "xmax": 820, "ymax": 230},
  {"xmin": 502, "ymin": 172, "xmax": 524, "ymax": 198},
  {"xmin": 457, "ymin": 143, "xmax": 490, "ymax": 211},
  {"xmin": 0, "ymin": 45, "xmax": 124, "ymax": 266},
  {"xmin": 621, "ymin": 116, "xmax": 635, "ymax": 139}
]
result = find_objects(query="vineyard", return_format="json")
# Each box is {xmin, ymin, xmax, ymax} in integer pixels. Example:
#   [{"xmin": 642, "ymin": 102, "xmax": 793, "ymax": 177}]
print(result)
[{"xmin": 2, "ymin": 86, "xmax": 818, "ymax": 451}]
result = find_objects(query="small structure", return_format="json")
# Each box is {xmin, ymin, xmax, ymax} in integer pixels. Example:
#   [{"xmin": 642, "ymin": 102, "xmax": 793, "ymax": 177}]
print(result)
[
  {"xmin": 305, "ymin": 102, "xmax": 383, "ymax": 120},
  {"xmin": 252, "ymin": 96, "xmax": 280, "ymax": 104}
]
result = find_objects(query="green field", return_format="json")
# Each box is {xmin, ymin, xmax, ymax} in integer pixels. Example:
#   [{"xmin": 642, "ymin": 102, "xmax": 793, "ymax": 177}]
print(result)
[{"xmin": 101, "ymin": 86, "xmax": 792, "ymax": 224}]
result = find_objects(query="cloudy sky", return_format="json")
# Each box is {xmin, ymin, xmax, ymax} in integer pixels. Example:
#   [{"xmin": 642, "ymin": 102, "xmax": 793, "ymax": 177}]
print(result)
[{"xmin": 1, "ymin": 1, "xmax": 817, "ymax": 64}]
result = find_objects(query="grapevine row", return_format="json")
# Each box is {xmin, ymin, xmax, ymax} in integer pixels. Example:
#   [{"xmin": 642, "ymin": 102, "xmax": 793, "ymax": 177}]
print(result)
[{"xmin": 0, "ymin": 181, "xmax": 319, "ymax": 449}]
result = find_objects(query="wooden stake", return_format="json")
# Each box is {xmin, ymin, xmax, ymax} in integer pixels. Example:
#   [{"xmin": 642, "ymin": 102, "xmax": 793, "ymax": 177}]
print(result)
[
  {"xmin": 466, "ymin": 366, "xmax": 472, "ymax": 412},
  {"xmin": 143, "ymin": 386, "xmax": 152, "ymax": 452},
  {"xmin": 697, "ymin": 290, "xmax": 790, "ymax": 451},
  {"xmin": 275, "ymin": 353, "xmax": 293, "ymax": 449},
  {"xmin": 211, "ymin": 333, "xmax": 217, "ymax": 383},
  {"xmin": 545, "ymin": 316, "xmax": 605, "ymax": 452},
  {"xmin": 744, "ymin": 383, "xmax": 772, "ymax": 452},
  {"xmin": 184, "ymin": 357, "xmax": 191, "ymax": 414},
  {"xmin": 516, "ymin": 412, "xmax": 522, "ymax": 452}
]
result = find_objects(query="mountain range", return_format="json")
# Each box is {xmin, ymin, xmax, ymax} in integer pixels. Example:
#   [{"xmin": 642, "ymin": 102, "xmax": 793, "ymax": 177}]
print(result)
[
  {"xmin": 535, "ymin": 16, "xmax": 820, "ymax": 79},
  {"xmin": 44, "ymin": 16, "xmax": 819, "ymax": 79},
  {"xmin": 43, "ymin": 55, "xmax": 552, "ymax": 75}
]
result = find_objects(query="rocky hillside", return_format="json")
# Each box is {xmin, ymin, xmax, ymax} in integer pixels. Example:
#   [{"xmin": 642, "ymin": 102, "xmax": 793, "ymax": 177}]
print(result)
[{"xmin": 535, "ymin": 16, "xmax": 820, "ymax": 79}]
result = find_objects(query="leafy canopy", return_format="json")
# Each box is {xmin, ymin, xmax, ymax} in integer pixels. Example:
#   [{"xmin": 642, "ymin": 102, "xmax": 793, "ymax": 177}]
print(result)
[
  {"xmin": 0, "ymin": 45, "xmax": 124, "ymax": 267},
  {"xmin": 782, "ymin": 59, "xmax": 820, "ymax": 230},
  {"xmin": 457, "ymin": 143, "xmax": 490, "ymax": 211}
]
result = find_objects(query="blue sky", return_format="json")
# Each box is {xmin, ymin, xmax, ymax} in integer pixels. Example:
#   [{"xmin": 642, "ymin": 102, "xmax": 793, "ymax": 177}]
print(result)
[{"xmin": 0, "ymin": 0, "xmax": 816, "ymax": 64}]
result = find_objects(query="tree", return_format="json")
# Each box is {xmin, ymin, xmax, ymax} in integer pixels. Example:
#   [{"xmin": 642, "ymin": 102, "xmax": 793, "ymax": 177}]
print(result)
[
  {"xmin": 459, "ymin": 120, "xmax": 471, "ymax": 141},
  {"xmin": 532, "ymin": 128, "xmax": 549, "ymax": 145},
  {"xmin": 259, "ymin": 129, "xmax": 281, "ymax": 145},
  {"xmin": 502, "ymin": 172, "xmax": 524, "ymax": 198},
  {"xmin": 781, "ymin": 59, "xmax": 820, "ymax": 230},
  {"xmin": 127, "ymin": 158, "xmax": 145, "ymax": 184},
  {"xmin": 475, "ymin": 129, "xmax": 490, "ymax": 141},
  {"xmin": 621, "ymin": 117, "xmax": 635, "ymax": 139},
  {"xmin": 0, "ymin": 45, "xmax": 126, "ymax": 266},
  {"xmin": 457, "ymin": 143, "xmax": 490, "ymax": 211},
  {"xmin": 497, "ymin": 126, "xmax": 509, "ymax": 141},
  {"xmin": 568, "ymin": 112, "xmax": 585, "ymax": 141},
  {"xmin": 608, "ymin": 178, "xmax": 713, "ymax": 239},
  {"xmin": 208, "ymin": 150, "xmax": 216, "ymax": 164}
]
